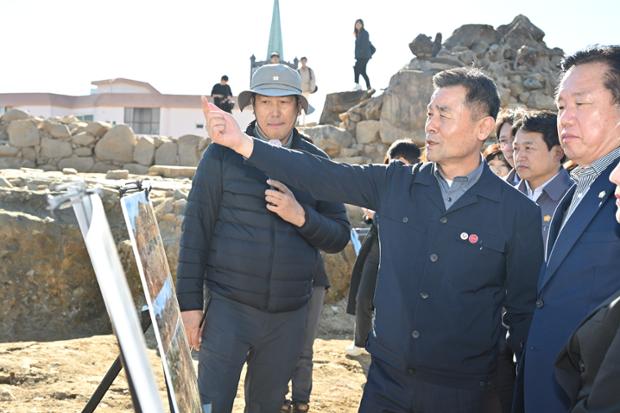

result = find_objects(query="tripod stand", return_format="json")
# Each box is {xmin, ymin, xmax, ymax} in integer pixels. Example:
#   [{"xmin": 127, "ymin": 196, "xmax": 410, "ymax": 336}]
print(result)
[{"xmin": 81, "ymin": 308, "xmax": 174, "ymax": 413}]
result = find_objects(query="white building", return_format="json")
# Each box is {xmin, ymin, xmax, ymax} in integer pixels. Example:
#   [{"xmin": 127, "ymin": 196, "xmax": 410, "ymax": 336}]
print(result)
[{"xmin": 0, "ymin": 78, "xmax": 255, "ymax": 137}]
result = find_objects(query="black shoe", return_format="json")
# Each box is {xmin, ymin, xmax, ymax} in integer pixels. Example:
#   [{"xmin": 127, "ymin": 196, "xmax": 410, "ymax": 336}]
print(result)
[
  {"xmin": 280, "ymin": 400, "xmax": 292, "ymax": 413},
  {"xmin": 293, "ymin": 402, "xmax": 309, "ymax": 413}
]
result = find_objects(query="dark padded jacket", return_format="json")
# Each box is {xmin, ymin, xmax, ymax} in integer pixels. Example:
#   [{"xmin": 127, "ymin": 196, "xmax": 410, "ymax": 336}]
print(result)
[
  {"xmin": 355, "ymin": 29, "xmax": 372, "ymax": 60},
  {"xmin": 176, "ymin": 123, "xmax": 350, "ymax": 313}
]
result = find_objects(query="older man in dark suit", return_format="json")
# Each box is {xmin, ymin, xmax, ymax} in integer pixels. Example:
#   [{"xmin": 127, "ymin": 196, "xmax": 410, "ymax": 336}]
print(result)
[
  {"xmin": 554, "ymin": 160, "xmax": 620, "ymax": 412},
  {"xmin": 522, "ymin": 45, "xmax": 620, "ymax": 413}
]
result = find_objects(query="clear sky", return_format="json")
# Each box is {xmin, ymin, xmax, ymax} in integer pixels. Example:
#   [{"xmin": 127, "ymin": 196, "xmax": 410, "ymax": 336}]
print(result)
[{"xmin": 1, "ymin": 0, "xmax": 618, "ymax": 121}]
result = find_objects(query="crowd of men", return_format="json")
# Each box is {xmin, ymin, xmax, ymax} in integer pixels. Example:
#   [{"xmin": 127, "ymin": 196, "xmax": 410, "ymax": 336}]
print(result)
[{"xmin": 178, "ymin": 44, "xmax": 620, "ymax": 413}]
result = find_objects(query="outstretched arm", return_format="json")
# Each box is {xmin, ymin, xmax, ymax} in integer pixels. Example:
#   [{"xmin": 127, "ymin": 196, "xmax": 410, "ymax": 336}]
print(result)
[{"xmin": 201, "ymin": 97, "xmax": 387, "ymax": 210}]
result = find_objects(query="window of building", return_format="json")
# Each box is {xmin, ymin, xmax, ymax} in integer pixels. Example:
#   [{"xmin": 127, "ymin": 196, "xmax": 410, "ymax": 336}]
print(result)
[
  {"xmin": 196, "ymin": 123, "xmax": 204, "ymax": 129},
  {"xmin": 124, "ymin": 107, "xmax": 160, "ymax": 134},
  {"xmin": 77, "ymin": 114, "xmax": 94, "ymax": 121}
]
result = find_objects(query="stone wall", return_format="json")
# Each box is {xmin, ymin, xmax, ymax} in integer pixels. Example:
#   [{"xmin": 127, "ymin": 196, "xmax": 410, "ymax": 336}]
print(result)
[{"xmin": 0, "ymin": 109, "xmax": 209, "ymax": 174}]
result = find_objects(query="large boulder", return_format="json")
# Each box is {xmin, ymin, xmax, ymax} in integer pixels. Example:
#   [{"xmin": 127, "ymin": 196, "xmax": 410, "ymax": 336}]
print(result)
[
  {"xmin": 40, "ymin": 137, "xmax": 72, "ymax": 159},
  {"xmin": 155, "ymin": 141, "xmax": 178, "ymax": 165},
  {"xmin": 41, "ymin": 120, "xmax": 71, "ymax": 140},
  {"xmin": 133, "ymin": 135, "xmax": 156, "ymax": 166},
  {"xmin": 499, "ymin": 15, "xmax": 546, "ymax": 50},
  {"xmin": 72, "ymin": 132, "xmax": 96, "ymax": 146},
  {"xmin": 94, "ymin": 125, "xmax": 136, "ymax": 163},
  {"xmin": 498, "ymin": 14, "xmax": 545, "ymax": 42},
  {"xmin": 444, "ymin": 24, "xmax": 499, "ymax": 50},
  {"xmin": 85, "ymin": 121, "xmax": 111, "ymax": 138},
  {"xmin": 319, "ymin": 91, "xmax": 374, "ymax": 126},
  {"xmin": 177, "ymin": 134, "xmax": 203, "ymax": 166},
  {"xmin": 8, "ymin": 119, "xmax": 40, "ymax": 147},
  {"xmin": 379, "ymin": 69, "xmax": 434, "ymax": 145},
  {"xmin": 0, "ymin": 109, "xmax": 30, "ymax": 123},
  {"xmin": 409, "ymin": 34, "xmax": 434, "ymax": 59},
  {"xmin": 356, "ymin": 120, "xmax": 381, "ymax": 144},
  {"xmin": 303, "ymin": 125, "xmax": 354, "ymax": 158}
]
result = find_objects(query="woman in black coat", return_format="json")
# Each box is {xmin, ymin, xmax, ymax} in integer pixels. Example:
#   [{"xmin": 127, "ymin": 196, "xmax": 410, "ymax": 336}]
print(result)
[{"xmin": 353, "ymin": 18, "xmax": 373, "ymax": 91}]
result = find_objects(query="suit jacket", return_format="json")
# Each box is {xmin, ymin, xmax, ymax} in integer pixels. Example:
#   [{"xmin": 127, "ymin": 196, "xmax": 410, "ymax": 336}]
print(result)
[
  {"xmin": 521, "ymin": 157, "xmax": 620, "ymax": 413},
  {"xmin": 248, "ymin": 139, "xmax": 543, "ymax": 387},
  {"xmin": 555, "ymin": 290, "xmax": 620, "ymax": 412},
  {"xmin": 516, "ymin": 168, "xmax": 573, "ymax": 245}
]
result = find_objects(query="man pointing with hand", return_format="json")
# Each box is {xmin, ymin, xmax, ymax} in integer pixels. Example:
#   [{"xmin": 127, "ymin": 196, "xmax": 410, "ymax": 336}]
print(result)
[
  {"xmin": 176, "ymin": 64, "xmax": 350, "ymax": 413},
  {"xmin": 202, "ymin": 67, "xmax": 543, "ymax": 413}
]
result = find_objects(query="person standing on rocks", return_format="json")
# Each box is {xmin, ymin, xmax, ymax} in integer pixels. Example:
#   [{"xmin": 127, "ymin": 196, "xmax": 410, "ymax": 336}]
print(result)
[
  {"xmin": 210, "ymin": 75, "xmax": 234, "ymax": 113},
  {"xmin": 298, "ymin": 57, "xmax": 317, "ymax": 97},
  {"xmin": 199, "ymin": 66, "xmax": 543, "ymax": 413},
  {"xmin": 176, "ymin": 63, "xmax": 350, "ymax": 413},
  {"xmin": 297, "ymin": 57, "xmax": 317, "ymax": 126},
  {"xmin": 353, "ymin": 19, "xmax": 374, "ymax": 92}
]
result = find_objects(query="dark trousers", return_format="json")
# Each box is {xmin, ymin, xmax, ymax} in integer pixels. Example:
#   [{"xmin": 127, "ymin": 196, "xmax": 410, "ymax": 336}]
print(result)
[
  {"xmin": 359, "ymin": 357, "xmax": 502, "ymax": 413},
  {"xmin": 197, "ymin": 292, "xmax": 308, "ymax": 413},
  {"xmin": 496, "ymin": 334, "xmax": 516, "ymax": 413},
  {"xmin": 354, "ymin": 252, "xmax": 379, "ymax": 347},
  {"xmin": 285, "ymin": 286, "xmax": 326, "ymax": 404},
  {"xmin": 354, "ymin": 58, "xmax": 371, "ymax": 89}
]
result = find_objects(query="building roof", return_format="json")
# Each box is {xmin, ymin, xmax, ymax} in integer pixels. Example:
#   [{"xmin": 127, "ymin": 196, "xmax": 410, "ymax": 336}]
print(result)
[
  {"xmin": 91, "ymin": 78, "xmax": 161, "ymax": 94},
  {"xmin": 0, "ymin": 92, "xmax": 206, "ymax": 109}
]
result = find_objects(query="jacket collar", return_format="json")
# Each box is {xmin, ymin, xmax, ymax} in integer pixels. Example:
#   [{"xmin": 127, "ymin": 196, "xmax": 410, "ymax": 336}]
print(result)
[
  {"xmin": 413, "ymin": 161, "xmax": 503, "ymax": 213},
  {"xmin": 415, "ymin": 161, "xmax": 502, "ymax": 202},
  {"xmin": 543, "ymin": 168, "xmax": 574, "ymax": 202},
  {"xmin": 245, "ymin": 120, "xmax": 303, "ymax": 149},
  {"xmin": 516, "ymin": 168, "xmax": 574, "ymax": 202}
]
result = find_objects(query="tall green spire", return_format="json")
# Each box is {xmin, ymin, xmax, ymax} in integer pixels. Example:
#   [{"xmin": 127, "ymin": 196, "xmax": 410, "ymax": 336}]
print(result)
[{"xmin": 266, "ymin": 0, "xmax": 283, "ymax": 61}]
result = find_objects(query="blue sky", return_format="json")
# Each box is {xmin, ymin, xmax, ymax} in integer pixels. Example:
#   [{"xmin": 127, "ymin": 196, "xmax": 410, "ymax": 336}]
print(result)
[{"xmin": 1, "ymin": 0, "xmax": 618, "ymax": 121}]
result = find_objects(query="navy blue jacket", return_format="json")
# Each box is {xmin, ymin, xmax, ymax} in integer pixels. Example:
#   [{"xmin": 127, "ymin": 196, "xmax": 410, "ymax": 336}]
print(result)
[
  {"xmin": 247, "ymin": 139, "xmax": 543, "ymax": 385},
  {"xmin": 355, "ymin": 29, "xmax": 372, "ymax": 60},
  {"xmin": 176, "ymin": 127, "xmax": 350, "ymax": 313},
  {"xmin": 522, "ymin": 158, "xmax": 620, "ymax": 413}
]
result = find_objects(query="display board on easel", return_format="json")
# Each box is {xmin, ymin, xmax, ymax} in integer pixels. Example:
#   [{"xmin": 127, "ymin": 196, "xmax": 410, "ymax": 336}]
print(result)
[{"xmin": 120, "ymin": 186, "xmax": 202, "ymax": 413}]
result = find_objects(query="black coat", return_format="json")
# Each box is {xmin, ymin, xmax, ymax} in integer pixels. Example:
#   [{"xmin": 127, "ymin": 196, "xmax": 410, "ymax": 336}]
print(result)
[
  {"xmin": 346, "ymin": 222, "xmax": 379, "ymax": 315},
  {"xmin": 355, "ymin": 29, "xmax": 372, "ymax": 60},
  {"xmin": 555, "ymin": 290, "xmax": 620, "ymax": 412},
  {"xmin": 176, "ymin": 124, "xmax": 350, "ymax": 313}
]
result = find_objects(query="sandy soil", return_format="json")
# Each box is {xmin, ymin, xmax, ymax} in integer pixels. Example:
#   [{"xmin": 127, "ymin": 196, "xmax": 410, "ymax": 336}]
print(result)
[{"xmin": 0, "ymin": 302, "xmax": 370, "ymax": 413}]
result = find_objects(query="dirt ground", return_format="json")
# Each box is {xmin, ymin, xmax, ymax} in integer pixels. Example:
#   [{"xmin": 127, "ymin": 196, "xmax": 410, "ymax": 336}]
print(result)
[{"xmin": 0, "ymin": 301, "xmax": 370, "ymax": 413}]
